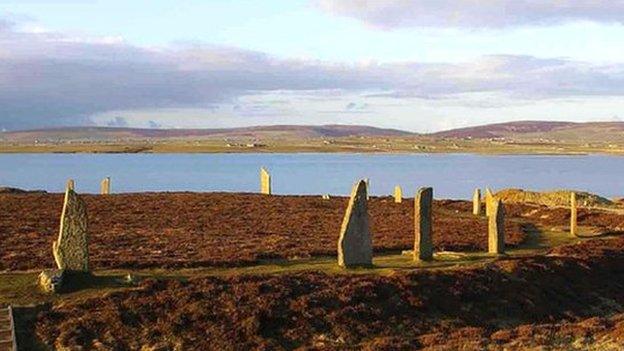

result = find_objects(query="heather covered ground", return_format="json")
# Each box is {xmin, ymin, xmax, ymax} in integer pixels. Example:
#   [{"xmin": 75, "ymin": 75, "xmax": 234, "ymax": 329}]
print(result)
[
  {"xmin": 34, "ymin": 237, "xmax": 624, "ymax": 350},
  {"xmin": 2, "ymin": 192, "xmax": 624, "ymax": 350},
  {"xmin": 0, "ymin": 193, "xmax": 530, "ymax": 271}
]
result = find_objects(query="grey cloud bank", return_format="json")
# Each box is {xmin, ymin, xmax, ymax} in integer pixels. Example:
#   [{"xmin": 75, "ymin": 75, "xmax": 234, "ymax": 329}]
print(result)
[
  {"xmin": 315, "ymin": 0, "xmax": 624, "ymax": 29},
  {"xmin": 1, "ymin": 17, "xmax": 624, "ymax": 130}
]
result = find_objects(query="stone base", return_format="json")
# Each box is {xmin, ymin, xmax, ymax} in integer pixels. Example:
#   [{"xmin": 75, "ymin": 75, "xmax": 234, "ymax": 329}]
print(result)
[
  {"xmin": 38, "ymin": 269, "xmax": 64, "ymax": 293},
  {"xmin": 124, "ymin": 273, "xmax": 138, "ymax": 285},
  {"xmin": 38, "ymin": 269, "xmax": 94, "ymax": 293}
]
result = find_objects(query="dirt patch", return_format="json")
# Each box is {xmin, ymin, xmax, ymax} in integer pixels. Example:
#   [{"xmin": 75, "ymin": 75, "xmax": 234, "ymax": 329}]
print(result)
[
  {"xmin": 35, "ymin": 237, "xmax": 624, "ymax": 350},
  {"xmin": 0, "ymin": 193, "xmax": 527, "ymax": 271}
]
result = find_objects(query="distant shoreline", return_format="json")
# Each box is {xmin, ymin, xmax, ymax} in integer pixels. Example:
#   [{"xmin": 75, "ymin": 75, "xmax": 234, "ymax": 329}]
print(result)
[
  {"xmin": 3, "ymin": 121, "xmax": 624, "ymax": 155},
  {"xmin": 0, "ymin": 137, "xmax": 624, "ymax": 156},
  {"xmin": 0, "ymin": 144, "xmax": 616, "ymax": 156}
]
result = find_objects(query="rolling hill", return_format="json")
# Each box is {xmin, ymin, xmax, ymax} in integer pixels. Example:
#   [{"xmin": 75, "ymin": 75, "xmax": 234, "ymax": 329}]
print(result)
[
  {"xmin": 0, "ymin": 124, "xmax": 415, "ymax": 142},
  {"xmin": 431, "ymin": 121, "xmax": 624, "ymax": 143},
  {"xmin": 3, "ymin": 120, "xmax": 624, "ymax": 146},
  {"xmin": 431, "ymin": 121, "xmax": 578, "ymax": 138}
]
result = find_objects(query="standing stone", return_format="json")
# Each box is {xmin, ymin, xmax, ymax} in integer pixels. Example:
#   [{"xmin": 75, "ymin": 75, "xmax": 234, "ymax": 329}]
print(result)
[
  {"xmin": 414, "ymin": 187, "xmax": 434, "ymax": 261},
  {"xmin": 485, "ymin": 187, "xmax": 494, "ymax": 217},
  {"xmin": 337, "ymin": 180, "xmax": 372, "ymax": 267},
  {"xmin": 66, "ymin": 179, "xmax": 75, "ymax": 191},
  {"xmin": 100, "ymin": 177, "xmax": 111, "ymax": 195},
  {"xmin": 394, "ymin": 185, "xmax": 403, "ymax": 203},
  {"xmin": 365, "ymin": 178, "xmax": 370, "ymax": 200},
  {"xmin": 488, "ymin": 199, "xmax": 505, "ymax": 255},
  {"xmin": 260, "ymin": 167, "xmax": 271, "ymax": 195},
  {"xmin": 570, "ymin": 191, "xmax": 578, "ymax": 237},
  {"xmin": 52, "ymin": 189, "xmax": 89, "ymax": 272},
  {"xmin": 472, "ymin": 188, "xmax": 481, "ymax": 215}
]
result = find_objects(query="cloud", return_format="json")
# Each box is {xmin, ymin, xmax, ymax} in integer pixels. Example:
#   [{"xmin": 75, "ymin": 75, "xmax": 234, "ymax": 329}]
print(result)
[
  {"xmin": 314, "ymin": 0, "xmax": 624, "ymax": 29},
  {"xmin": 0, "ymin": 19, "xmax": 378, "ymax": 130},
  {"xmin": 106, "ymin": 116, "xmax": 129, "ymax": 127},
  {"xmin": 0, "ymin": 18, "xmax": 12, "ymax": 31},
  {"xmin": 2, "ymin": 16, "xmax": 624, "ymax": 130},
  {"xmin": 345, "ymin": 102, "xmax": 368, "ymax": 110},
  {"xmin": 148, "ymin": 120, "xmax": 162, "ymax": 129}
]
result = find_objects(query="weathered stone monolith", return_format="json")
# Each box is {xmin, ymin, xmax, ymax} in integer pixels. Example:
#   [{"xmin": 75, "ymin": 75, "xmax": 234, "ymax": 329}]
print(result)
[
  {"xmin": 100, "ymin": 177, "xmax": 110, "ymax": 195},
  {"xmin": 570, "ymin": 191, "xmax": 577, "ymax": 237},
  {"xmin": 52, "ymin": 189, "xmax": 89, "ymax": 272},
  {"xmin": 365, "ymin": 178, "xmax": 370, "ymax": 200},
  {"xmin": 394, "ymin": 185, "xmax": 402, "ymax": 203},
  {"xmin": 260, "ymin": 167, "xmax": 271, "ymax": 195},
  {"xmin": 66, "ymin": 179, "xmax": 75, "ymax": 191},
  {"xmin": 473, "ymin": 188, "xmax": 481, "ymax": 215},
  {"xmin": 488, "ymin": 199, "xmax": 505, "ymax": 254},
  {"xmin": 414, "ymin": 187, "xmax": 434, "ymax": 261},
  {"xmin": 485, "ymin": 187, "xmax": 494, "ymax": 217},
  {"xmin": 337, "ymin": 180, "xmax": 372, "ymax": 267}
]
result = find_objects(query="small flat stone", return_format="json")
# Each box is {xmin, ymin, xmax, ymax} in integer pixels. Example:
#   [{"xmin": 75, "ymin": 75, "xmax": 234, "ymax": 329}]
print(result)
[{"xmin": 38, "ymin": 269, "xmax": 64, "ymax": 293}]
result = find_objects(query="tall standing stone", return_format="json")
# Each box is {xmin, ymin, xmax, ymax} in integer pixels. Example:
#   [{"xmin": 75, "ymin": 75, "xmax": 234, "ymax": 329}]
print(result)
[
  {"xmin": 485, "ymin": 187, "xmax": 494, "ymax": 217},
  {"xmin": 394, "ymin": 185, "xmax": 403, "ymax": 203},
  {"xmin": 365, "ymin": 178, "xmax": 370, "ymax": 200},
  {"xmin": 66, "ymin": 179, "xmax": 75, "ymax": 191},
  {"xmin": 100, "ymin": 177, "xmax": 111, "ymax": 195},
  {"xmin": 52, "ymin": 189, "xmax": 89, "ymax": 272},
  {"xmin": 337, "ymin": 180, "xmax": 372, "ymax": 267},
  {"xmin": 570, "ymin": 191, "xmax": 578, "ymax": 237},
  {"xmin": 472, "ymin": 188, "xmax": 481, "ymax": 215},
  {"xmin": 488, "ymin": 199, "xmax": 505, "ymax": 255},
  {"xmin": 260, "ymin": 167, "xmax": 271, "ymax": 195},
  {"xmin": 414, "ymin": 187, "xmax": 434, "ymax": 261}
]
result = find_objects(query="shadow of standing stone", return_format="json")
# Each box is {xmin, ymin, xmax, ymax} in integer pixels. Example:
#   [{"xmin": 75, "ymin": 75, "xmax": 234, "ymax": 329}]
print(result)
[
  {"xmin": 337, "ymin": 180, "xmax": 372, "ymax": 267},
  {"xmin": 414, "ymin": 187, "xmax": 433, "ymax": 261}
]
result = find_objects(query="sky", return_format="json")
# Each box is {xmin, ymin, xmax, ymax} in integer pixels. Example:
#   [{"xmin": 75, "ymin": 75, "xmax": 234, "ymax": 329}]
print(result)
[{"xmin": 2, "ymin": 0, "xmax": 624, "ymax": 132}]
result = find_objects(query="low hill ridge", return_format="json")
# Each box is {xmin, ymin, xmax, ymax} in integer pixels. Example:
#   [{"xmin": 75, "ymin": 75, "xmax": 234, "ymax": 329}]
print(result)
[
  {"xmin": 432, "ymin": 120, "xmax": 624, "ymax": 142},
  {"xmin": 4, "ymin": 121, "xmax": 624, "ymax": 144},
  {"xmin": 432, "ymin": 121, "xmax": 579, "ymax": 138},
  {"xmin": 0, "ymin": 124, "xmax": 414, "ymax": 142}
]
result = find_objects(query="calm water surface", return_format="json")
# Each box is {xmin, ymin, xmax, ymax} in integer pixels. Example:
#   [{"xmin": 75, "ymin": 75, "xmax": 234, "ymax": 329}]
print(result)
[{"xmin": 0, "ymin": 153, "xmax": 622, "ymax": 199}]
